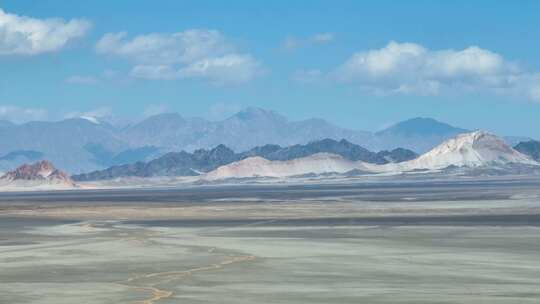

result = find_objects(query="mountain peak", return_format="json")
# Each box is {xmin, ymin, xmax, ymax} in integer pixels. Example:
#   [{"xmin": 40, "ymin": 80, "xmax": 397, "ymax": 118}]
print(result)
[
  {"xmin": 145, "ymin": 112, "xmax": 184, "ymax": 121},
  {"xmin": 377, "ymin": 117, "xmax": 468, "ymax": 137},
  {"xmin": 232, "ymin": 107, "xmax": 287, "ymax": 122}
]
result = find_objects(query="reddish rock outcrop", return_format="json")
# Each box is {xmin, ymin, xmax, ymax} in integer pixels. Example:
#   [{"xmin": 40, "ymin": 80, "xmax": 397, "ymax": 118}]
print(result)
[{"xmin": 1, "ymin": 160, "xmax": 75, "ymax": 186}]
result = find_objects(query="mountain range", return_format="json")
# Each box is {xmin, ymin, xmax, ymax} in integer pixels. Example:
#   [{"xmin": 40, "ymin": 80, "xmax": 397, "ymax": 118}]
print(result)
[
  {"xmin": 204, "ymin": 131, "xmax": 539, "ymax": 180},
  {"xmin": 72, "ymin": 139, "xmax": 418, "ymax": 181},
  {"xmin": 4, "ymin": 131, "xmax": 540, "ymax": 189},
  {"xmin": 0, "ymin": 107, "xmax": 533, "ymax": 174}
]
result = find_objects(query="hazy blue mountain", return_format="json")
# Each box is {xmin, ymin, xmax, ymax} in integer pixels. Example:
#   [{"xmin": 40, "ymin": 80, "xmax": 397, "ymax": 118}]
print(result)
[
  {"xmin": 111, "ymin": 146, "xmax": 161, "ymax": 165},
  {"xmin": 0, "ymin": 118, "xmax": 127, "ymax": 174},
  {"xmin": 73, "ymin": 139, "xmax": 417, "ymax": 181},
  {"xmin": 0, "ymin": 120, "xmax": 15, "ymax": 128},
  {"xmin": 0, "ymin": 108, "xmax": 529, "ymax": 174},
  {"xmin": 120, "ymin": 113, "xmax": 213, "ymax": 151},
  {"xmin": 376, "ymin": 117, "xmax": 468, "ymax": 137},
  {"xmin": 83, "ymin": 143, "xmax": 162, "ymax": 168},
  {"xmin": 121, "ymin": 107, "xmax": 375, "ymax": 153},
  {"xmin": 374, "ymin": 117, "xmax": 470, "ymax": 153},
  {"xmin": 504, "ymin": 136, "xmax": 534, "ymax": 147},
  {"xmin": 0, "ymin": 150, "xmax": 45, "ymax": 173},
  {"xmin": 0, "ymin": 150, "xmax": 44, "ymax": 161},
  {"xmin": 514, "ymin": 140, "xmax": 540, "ymax": 161}
]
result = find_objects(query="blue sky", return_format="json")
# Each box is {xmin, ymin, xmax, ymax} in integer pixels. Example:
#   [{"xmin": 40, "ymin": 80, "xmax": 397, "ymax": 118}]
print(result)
[{"xmin": 1, "ymin": 0, "xmax": 539, "ymax": 137}]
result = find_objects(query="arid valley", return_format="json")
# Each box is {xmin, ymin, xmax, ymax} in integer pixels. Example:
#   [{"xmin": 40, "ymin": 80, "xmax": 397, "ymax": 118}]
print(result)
[{"xmin": 2, "ymin": 177, "xmax": 540, "ymax": 303}]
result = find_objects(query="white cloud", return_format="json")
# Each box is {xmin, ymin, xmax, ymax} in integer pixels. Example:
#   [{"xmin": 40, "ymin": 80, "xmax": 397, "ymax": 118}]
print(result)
[
  {"xmin": 65, "ymin": 75, "xmax": 99, "ymax": 85},
  {"xmin": 96, "ymin": 30, "xmax": 231, "ymax": 64},
  {"xmin": 178, "ymin": 54, "xmax": 262, "ymax": 85},
  {"xmin": 0, "ymin": 105, "xmax": 48, "ymax": 123},
  {"xmin": 130, "ymin": 54, "xmax": 262, "ymax": 85},
  {"xmin": 96, "ymin": 29, "xmax": 262, "ymax": 85},
  {"xmin": 333, "ymin": 41, "xmax": 540, "ymax": 99},
  {"xmin": 281, "ymin": 32, "xmax": 335, "ymax": 50},
  {"xmin": 0, "ymin": 8, "xmax": 91, "ymax": 55}
]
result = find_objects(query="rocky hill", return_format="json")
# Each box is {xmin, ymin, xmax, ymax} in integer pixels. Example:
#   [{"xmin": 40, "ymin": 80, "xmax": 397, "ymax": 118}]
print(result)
[{"xmin": 0, "ymin": 160, "xmax": 76, "ymax": 190}]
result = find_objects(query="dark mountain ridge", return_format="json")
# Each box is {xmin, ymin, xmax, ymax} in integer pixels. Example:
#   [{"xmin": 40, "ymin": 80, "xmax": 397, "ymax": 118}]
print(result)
[
  {"xmin": 514, "ymin": 140, "xmax": 540, "ymax": 162},
  {"xmin": 72, "ymin": 139, "xmax": 418, "ymax": 181}
]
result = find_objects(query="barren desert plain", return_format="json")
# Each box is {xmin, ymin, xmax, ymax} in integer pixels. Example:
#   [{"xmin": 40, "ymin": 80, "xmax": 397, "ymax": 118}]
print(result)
[{"xmin": 1, "ymin": 177, "xmax": 540, "ymax": 303}]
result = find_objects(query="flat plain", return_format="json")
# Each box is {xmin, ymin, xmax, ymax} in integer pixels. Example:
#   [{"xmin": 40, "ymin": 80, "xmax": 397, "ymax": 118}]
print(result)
[{"xmin": 1, "ymin": 177, "xmax": 540, "ymax": 303}]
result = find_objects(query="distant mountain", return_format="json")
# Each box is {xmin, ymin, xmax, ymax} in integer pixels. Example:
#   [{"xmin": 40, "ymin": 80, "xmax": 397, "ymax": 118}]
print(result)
[
  {"xmin": 375, "ymin": 117, "xmax": 469, "ymax": 153},
  {"xmin": 241, "ymin": 138, "xmax": 417, "ymax": 164},
  {"xmin": 203, "ymin": 131, "xmax": 539, "ymax": 180},
  {"xmin": 121, "ymin": 108, "xmax": 375, "ymax": 152},
  {"xmin": 0, "ymin": 107, "xmax": 532, "ymax": 174},
  {"xmin": 0, "ymin": 160, "xmax": 76, "ymax": 190},
  {"xmin": 514, "ymin": 140, "xmax": 540, "ymax": 162},
  {"xmin": 73, "ymin": 139, "xmax": 417, "ymax": 181},
  {"xmin": 504, "ymin": 136, "xmax": 534, "ymax": 147},
  {"xmin": 0, "ymin": 118, "xmax": 127, "ymax": 174},
  {"xmin": 376, "ymin": 148, "xmax": 419, "ymax": 163},
  {"xmin": 0, "ymin": 150, "xmax": 45, "ymax": 173},
  {"xmin": 377, "ymin": 117, "xmax": 468, "ymax": 137},
  {"xmin": 0, "ymin": 150, "xmax": 44, "ymax": 162},
  {"xmin": 120, "ymin": 113, "xmax": 213, "ymax": 152},
  {"xmin": 83, "ymin": 144, "xmax": 160, "ymax": 168},
  {"xmin": 73, "ymin": 145, "xmax": 239, "ymax": 181}
]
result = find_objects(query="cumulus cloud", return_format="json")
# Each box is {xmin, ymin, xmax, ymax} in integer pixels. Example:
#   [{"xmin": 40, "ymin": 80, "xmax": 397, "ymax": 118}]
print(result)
[
  {"xmin": 96, "ymin": 29, "xmax": 262, "ymax": 85},
  {"xmin": 0, "ymin": 8, "xmax": 91, "ymax": 55},
  {"xmin": 282, "ymin": 32, "xmax": 335, "ymax": 50},
  {"xmin": 96, "ymin": 30, "xmax": 231, "ymax": 64},
  {"xmin": 0, "ymin": 105, "xmax": 48, "ymax": 123},
  {"xmin": 331, "ymin": 41, "xmax": 540, "ymax": 100}
]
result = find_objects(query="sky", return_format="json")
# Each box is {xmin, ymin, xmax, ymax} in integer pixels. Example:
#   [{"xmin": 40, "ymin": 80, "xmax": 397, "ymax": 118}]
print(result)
[{"xmin": 1, "ymin": 0, "xmax": 540, "ymax": 138}]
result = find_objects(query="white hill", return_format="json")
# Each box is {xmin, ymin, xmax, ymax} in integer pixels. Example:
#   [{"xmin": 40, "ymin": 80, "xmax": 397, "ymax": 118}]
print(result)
[
  {"xmin": 204, "ymin": 131, "xmax": 538, "ymax": 180},
  {"xmin": 204, "ymin": 153, "xmax": 377, "ymax": 180},
  {"xmin": 388, "ymin": 131, "xmax": 536, "ymax": 171}
]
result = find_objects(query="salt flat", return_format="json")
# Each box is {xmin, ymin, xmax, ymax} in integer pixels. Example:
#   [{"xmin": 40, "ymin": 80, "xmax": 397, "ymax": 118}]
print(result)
[{"xmin": 1, "ymin": 177, "xmax": 540, "ymax": 303}]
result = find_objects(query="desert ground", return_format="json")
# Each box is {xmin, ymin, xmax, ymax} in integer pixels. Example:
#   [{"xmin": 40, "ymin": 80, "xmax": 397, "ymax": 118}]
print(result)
[{"xmin": 2, "ymin": 177, "xmax": 540, "ymax": 303}]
